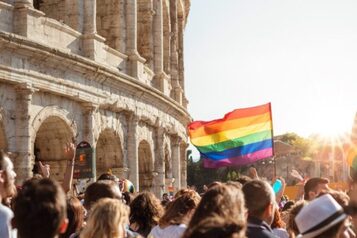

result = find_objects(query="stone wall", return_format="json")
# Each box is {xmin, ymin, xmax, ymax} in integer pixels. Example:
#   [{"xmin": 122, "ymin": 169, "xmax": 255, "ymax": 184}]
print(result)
[{"xmin": 0, "ymin": 0, "xmax": 191, "ymax": 197}]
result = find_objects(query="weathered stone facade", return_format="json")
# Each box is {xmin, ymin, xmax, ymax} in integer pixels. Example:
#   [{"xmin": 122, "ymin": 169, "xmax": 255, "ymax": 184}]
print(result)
[{"xmin": 0, "ymin": 0, "xmax": 191, "ymax": 197}]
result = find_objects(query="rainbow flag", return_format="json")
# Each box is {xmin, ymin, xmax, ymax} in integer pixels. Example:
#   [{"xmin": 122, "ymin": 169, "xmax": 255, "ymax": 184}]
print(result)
[{"xmin": 188, "ymin": 103, "xmax": 274, "ymax": 168}]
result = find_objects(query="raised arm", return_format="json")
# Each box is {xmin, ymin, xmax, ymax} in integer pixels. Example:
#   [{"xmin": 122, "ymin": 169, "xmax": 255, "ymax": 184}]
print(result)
[{"xmin": 62, "ymin": 143, "xmax": 76, "ymax": 193}]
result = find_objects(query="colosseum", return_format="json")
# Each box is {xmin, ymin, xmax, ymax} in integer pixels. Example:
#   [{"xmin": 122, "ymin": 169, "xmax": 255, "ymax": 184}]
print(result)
[{"xmin": 0, "ymin": 0, "xmax": 191, "ymax": 196}]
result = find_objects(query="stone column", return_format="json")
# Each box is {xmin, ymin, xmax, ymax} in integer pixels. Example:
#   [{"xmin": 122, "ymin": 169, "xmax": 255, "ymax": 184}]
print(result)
[
  {"xmin": 153, "ymin": 126, "xmax": 165, "ymax": 197},
  {"xmin": 82, "ymin": 103, "xmax": 98, "ymax": 179},
  {"xmin": 13, "ymin": 83, "xmax": 36, "ymax": 185},
  {"xmin": 127, "ymin": 113, "xmax": 139, "ymax": 190},
  {"xmin": 13, "ymin": 0, "xmax": 35, "ymax": 37},
  {"xmin": 171, "ymin": 136, "xmax": 181, "ymax": 190},
  {"xmin": 82, "ymin": 0, "xmax": 105, "ymax": 60},
  {"xmin": 118, "ymin": 0, "xmax": 127, "ymax": 53},
  {"xmin": 152, "ymin": 0, "xmax": 167, "ymax": 91},
  {"xmin": 169, "ymin": 0, "xmax": 181, "ymax": 103},
  {"xmin": 180, "ymin": 142, "xmax": 188, "ymax": 188},
  {"xmin": 126, "ymin": 0, "xmax": 146, "ymax": 78},
  {"xmin": 177, "ymin": 16, "xmax": 184, "ymax": 90}
]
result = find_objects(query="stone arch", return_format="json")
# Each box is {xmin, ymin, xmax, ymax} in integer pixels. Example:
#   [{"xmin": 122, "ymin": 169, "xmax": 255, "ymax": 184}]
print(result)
[
  {"xmin": 34, "ymin": 116, "xmax": 74, "ymax": 181},
  {"xmin": 138, "ymin": 140, "xmax": 154, "ymax": 192},
  {"xmin": 137, "ymin": 0, "xmax": 154, "ymax": 68},
  {"xmin": 31, "ymin": 106, "xmax": 77, "ymax": 181},
  {"xmin": 163, "ymin": 0, "xmax": 170, "ymax": 74},
  {"xmin": 34, "ymin": 0, "xmax": 66, "ymax": 23},
  {"xmin": 95, "ymin": 128, "xmax": 124, "ymax": 178},
  {"xmin": 33, "ymin": 0, "xmax": 81, "ymax": 32},
  {"xmin": 96, "ymin": 0, "xmax": 124, "ymax": 51}
]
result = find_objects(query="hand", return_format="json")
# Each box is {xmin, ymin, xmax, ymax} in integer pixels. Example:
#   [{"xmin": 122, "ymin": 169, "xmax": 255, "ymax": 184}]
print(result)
[
  {"xmin": 64, "ymin": 143, "xmax": 76, "ymax": 161},
  {"xmin": 38, "ymin": 161, "xmax": 50, "ymax": 178},
  {"xmin": 248, "ymin": 167, "xmax": 259, "ymax": 179}
]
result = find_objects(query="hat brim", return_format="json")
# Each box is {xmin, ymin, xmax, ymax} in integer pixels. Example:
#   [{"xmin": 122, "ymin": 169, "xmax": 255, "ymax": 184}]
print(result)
[{"xmin": 297, "ymin": 213, "xmax": 347, "ymax": 238}]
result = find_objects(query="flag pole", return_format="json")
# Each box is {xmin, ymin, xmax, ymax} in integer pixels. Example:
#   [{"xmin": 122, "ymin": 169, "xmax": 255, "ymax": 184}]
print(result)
[{"xmin": 268, "ymin": 103, "xmax": 276, "ymax": 178}]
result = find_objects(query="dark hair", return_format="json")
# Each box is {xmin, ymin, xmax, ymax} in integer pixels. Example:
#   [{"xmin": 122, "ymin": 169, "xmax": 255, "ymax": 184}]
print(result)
[
  {"xmin": 287, "ymin": 200, "xmax": 307, "ymax": 237},
  {"xmin": 13, "ymin": 178, "xmax": 67, "ymax": 238},
  {"xmin": 60, "ymin": 196, "xmax": 85, "ymax": 238},
  {"xmin": 282, "ymin": 200, "xmax": 295, "ymax": 212},
  {"xmin": 183, "ymin": 216, "xmax": 245, "ymax": 238},
  {"xmin": 304, "ymin": 177, "xmax": 329, "ymax": 200},
  {"xmin": 83, "ymin": 180, "xmax": 122, "ymax": 210},
  {"xmin": 129, "ymin": 192, "xmax": 164, "ymax": 237},
  {"xmin": 97, "ymin": 173, "xmax": 117, "ymax": 181},
  {"xmin": 122, "ymin": 191, "xmax": 135, "ymax": 205},
  {"xmin": 242, "ymin": 180, "xmax": 274, "ymax": 218}
]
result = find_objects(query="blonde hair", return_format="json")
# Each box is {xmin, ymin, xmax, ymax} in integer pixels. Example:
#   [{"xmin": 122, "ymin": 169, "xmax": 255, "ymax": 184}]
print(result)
[{"xmin": 80, "ymin": 198, "xmax": 129, "ymax": 238}]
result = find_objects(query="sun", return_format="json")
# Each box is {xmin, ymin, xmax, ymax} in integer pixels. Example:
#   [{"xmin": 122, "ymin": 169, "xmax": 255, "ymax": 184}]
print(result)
[{"xmin": 306, "ymin": 107, "xmax": 354, "ymax": 139}]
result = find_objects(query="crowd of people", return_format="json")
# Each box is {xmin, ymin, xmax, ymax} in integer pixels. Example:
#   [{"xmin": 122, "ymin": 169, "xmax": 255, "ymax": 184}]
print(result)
[{"xmin": 2, "ymin": 148, "xmax": 357, "ymax": 238}]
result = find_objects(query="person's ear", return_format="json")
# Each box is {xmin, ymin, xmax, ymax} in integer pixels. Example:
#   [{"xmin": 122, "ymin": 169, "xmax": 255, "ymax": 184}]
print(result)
[
  {"xmin": 308, "ymin": 191, "xmax": 316, "ymax": 200},
  {"xmin": 59, "ymin": 218, "xmax": 69, "ymax": 234}
]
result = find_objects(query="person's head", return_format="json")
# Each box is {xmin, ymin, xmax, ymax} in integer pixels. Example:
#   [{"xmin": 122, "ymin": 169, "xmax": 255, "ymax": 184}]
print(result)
[
  {"xmin": 0, "ymin": 150, "xmax": 16, "ymax": 199},
  {"xmin": 174, "ymin": 189, "xmax": 200, "ymax": 200},
  {"xmin": 235, "ymin": 175, "xmax": 252, "ymax": 186},
  {"xmin": 242, "ymin": 179, "xmax": 276, "ymax": 225},
  {"xmin": 287, "ymin": 200, "xmax": 307, "ymax": 238},
  {"xmin": 97, "ymin": 173, "xmax": 118, "ymax": 182},
  {"xmin": 304, "ymin": 177, "xmax": 329, "ymax": 201},
  {"xmin": 282, "ymin": 200, "xmax": 295, "ymax": 212},
  {"xmin": 83, "ymin": 180, "xmax": 122, "ymax": 210},
  {"xmin": 271, "ymin": 209, "xmax": 286, "ymax": 229},
  {"xmin": 183, "ymin": 215, "xmax": 245, "ymax": 238},
  {"xmin": 162, "ymin": 193, "xmax": 169, "ymax": 201},
  {"xmin": 295, "ymin": 194, "xmax": 348, "ymax": 238},
  {"xmin": 80, "ymin": 198, "xmax": 129, "ymax": 238},
  {"xmin": 60, "ymin": 196, "xmax": 85, "ymax": 238},
  {"xmin": 129, "ymin": 191, "xmax": 164, "ymax": 237},
  {"xmin": 13, "ymin": 178, "xmax": 67, "ymax": 238},
  {"xmin": 122, "ymin": 191, "xmax": 135, "ymax": 205},
  {"xmin": 159, "ymin": 192, "xmax": 201, "ymax": 227},
  {"xmin": 186, "ymin": 184, "xmax": 246, "ymax": 234}
]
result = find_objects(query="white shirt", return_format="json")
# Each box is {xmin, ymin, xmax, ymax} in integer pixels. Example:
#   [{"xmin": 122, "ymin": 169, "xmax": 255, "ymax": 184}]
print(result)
[
  {"xmin": 149, "ymin": 224, "xmax": 187, "ymax": 238},
  {"xmin": 0, "ymin": 204, "xmax": 16, "ymax": 238}
]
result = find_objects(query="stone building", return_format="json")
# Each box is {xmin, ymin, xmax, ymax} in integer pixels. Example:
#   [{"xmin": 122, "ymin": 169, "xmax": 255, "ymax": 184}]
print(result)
[{"xmin": 0, "ymin": 0, "xmax": 191, "ymax": 196}]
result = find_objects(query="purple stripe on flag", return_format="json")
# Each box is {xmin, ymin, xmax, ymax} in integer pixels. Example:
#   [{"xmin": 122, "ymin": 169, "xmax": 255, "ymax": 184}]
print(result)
[{"xmin": 203, "ymin": 148, "xmax": 273, "ymax": 168}]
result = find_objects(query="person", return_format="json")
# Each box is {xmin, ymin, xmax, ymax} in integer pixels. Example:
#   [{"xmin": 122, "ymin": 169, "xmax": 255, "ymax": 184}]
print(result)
[
  {"xmin": 83, "ymin": 180, "xmax": 122, "ymax": 211},
  {"xmin": 129, "ymin": 192, "xmax": 164, "ymax": 237},
  {"xmin": 271, "ymin": 210, "xmax": 289, "ymax": 238},
  {"xmin": 286, "ymin": 201, "xmax": 307, "ymax": 238},
  {"xmin": 182, "ymin": 184, "xmax": 246, "ymax": 238},
  {"xmin": 80, "ymin": 198, "xmax": 130, "ymax": 238},
  {"xmin": 242, "ymin": 179, "xmax": 277, "ymax": 238},
  {"xmin": 183, "ymin": 215, "xmax": 246, "ymax": 238},
  {"xmin": 149, "ymin": 193, "xmax": 201, "ymax": 238},
  {"xmin": 12, "ymin": 178, "xmax": 68, "ymax": 238},
  {"xmin": 36, "ymin": 143, "xmax": 76, "ymax": 193},
  {"xmin": 303, "ymin": 177, "xmax": 329, "ymax": 201},
  {"xmin": 0, "ymin": 150, "xmax": 17, "ymax": 238},
  {"xmin": 295, "ymin": 194, "xmax": 350, "ymax": 238},
  {"xmin": 60, "ymin": 196, "xmax": 85, "ymax": 238},
  {"xmin": 161, "ymin": 193, "xmax": 170, "ymax": 207}
]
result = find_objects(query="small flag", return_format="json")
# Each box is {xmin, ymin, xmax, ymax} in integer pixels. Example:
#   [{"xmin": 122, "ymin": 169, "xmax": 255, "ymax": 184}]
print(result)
[{"xmin": 188, "ymin": 103, "xmax": 274, "ymax": 168}]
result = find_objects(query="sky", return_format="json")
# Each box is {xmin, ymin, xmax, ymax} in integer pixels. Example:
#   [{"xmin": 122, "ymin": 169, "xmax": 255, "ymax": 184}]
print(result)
[{"xmin": 184, "ymin": 0, "xmax": 357, "ymax": 139}]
